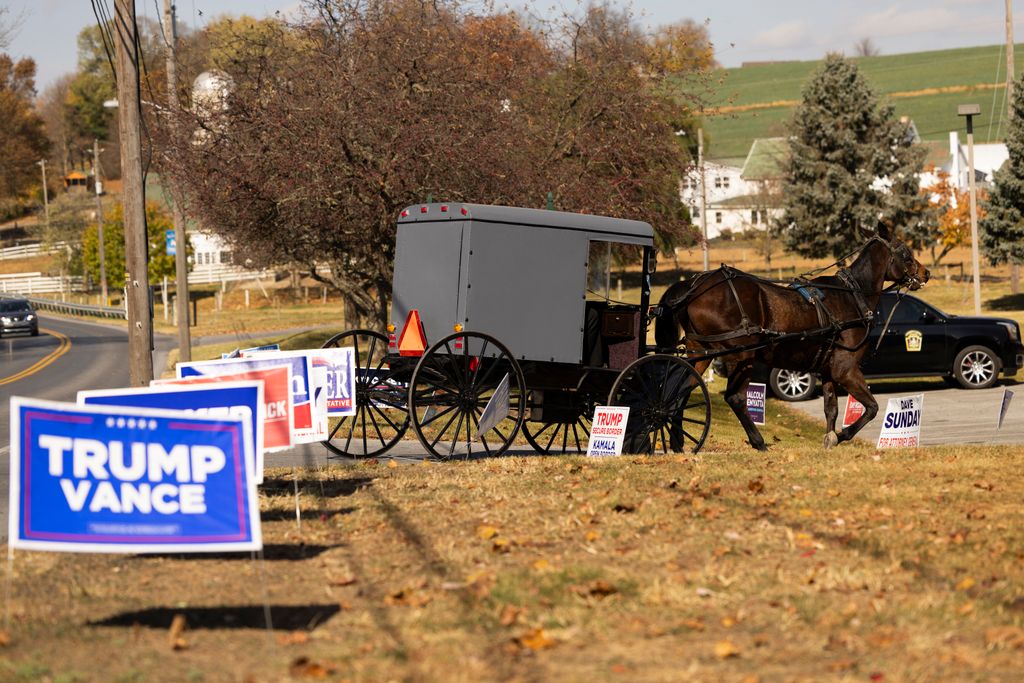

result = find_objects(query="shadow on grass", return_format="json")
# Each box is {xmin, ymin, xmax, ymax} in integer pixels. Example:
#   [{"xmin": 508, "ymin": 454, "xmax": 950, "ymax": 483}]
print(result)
[
  {"xmin": 137, "ymin": 543, "xmax": 342, "ymax": 562},
  {"xmin": 987, "ymin": 293, "xmax": 1024, "ymax": 311},
  {"xmin": 90, "ymin": 603, "xmax": 340, "ymax": 631},
  {"xmin": 259, "ymin": 476, "xmax": 374, "ymax": 497},
  {"xmin": 260, "ymin": 506, "xmax": 356, "ymax": 521}
]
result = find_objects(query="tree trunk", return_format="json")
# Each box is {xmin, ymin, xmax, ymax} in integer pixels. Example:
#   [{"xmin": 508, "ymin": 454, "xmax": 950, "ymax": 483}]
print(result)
[{"xmin": 1012, "ymin": 263, "xmax": 1020, "ymax": 295}]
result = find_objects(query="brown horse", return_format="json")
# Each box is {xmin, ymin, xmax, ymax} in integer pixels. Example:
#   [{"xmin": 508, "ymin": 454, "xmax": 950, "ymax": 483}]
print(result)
[{"xmin": 654, "ymin": 231, "xmax": 930, "ymax": 450}]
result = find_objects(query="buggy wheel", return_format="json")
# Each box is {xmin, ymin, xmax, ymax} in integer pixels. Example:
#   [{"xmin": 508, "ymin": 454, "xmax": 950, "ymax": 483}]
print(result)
[
  {"xmin": 409, "ymin": 331, "xmax": 525, "ymax": 460},
  {"xmin": 320, "ymin": 329, "xmax": 409, "ymax": 458},
  {"xmin": 522, "ymin": 392, "xmax": 595, "ymax": 456},
  {"xmin": 608, "ymin": 354, "xmax": 711, "ymax": 454}
]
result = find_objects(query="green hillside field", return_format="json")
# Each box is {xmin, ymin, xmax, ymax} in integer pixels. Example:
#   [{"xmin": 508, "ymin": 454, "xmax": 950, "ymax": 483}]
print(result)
[{"xmin": 689, "ymin": 44, "xmax": 1024, "ymax": 159}]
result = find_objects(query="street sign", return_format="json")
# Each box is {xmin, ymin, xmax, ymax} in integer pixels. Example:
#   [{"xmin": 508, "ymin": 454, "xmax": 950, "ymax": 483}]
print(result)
[
  {"xmin": 8, "ymin": 397, "xmax": 261, "ymax": 554},
  {"xmin": 166, "ymin": 229, "xmax": 176, "ymax": 256}
]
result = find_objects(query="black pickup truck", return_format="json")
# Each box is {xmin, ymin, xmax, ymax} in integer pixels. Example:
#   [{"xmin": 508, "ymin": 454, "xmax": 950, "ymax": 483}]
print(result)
[{"xmin": 768, "ymin": 292, "xmax": 1024, "ymax": 401}]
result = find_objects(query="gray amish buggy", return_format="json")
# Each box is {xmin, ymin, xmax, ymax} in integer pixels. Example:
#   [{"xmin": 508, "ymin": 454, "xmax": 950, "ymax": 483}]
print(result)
[{"xmin": 320, "ymin": 203, "xmax": 712, "ymax": 459}]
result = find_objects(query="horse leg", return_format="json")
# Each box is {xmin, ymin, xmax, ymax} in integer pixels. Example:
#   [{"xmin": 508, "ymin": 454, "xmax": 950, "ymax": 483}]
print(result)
[
  {"xmin": 724, "ymin": 361, "xmax": 768, "ymax": 451},
  {"xmin": 821, "ymin": 376, "xmax": 840, "ymax": 449},
  {"xmin": 833, "ymin": 368, "xmax": 878, "ymax": 443}
]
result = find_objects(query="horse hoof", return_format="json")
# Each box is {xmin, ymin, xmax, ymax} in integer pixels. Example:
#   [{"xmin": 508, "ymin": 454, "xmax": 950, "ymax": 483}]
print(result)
[{"xmin": 823, "ymin": 431, "xmax": 839, "ymax": 449}]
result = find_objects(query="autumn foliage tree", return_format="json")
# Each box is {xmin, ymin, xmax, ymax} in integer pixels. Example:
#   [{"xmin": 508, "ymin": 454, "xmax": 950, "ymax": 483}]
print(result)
[
  {"xmin": 918, "ymin": 169, "xmax": 984, "ymax": 266},
  {"xmin": 0, "ymin": 53, "xmax": 48, "ymax": 219},
  {"xmin": 160, "ymin": 0, "xmax": 700, "ymax": 325}
]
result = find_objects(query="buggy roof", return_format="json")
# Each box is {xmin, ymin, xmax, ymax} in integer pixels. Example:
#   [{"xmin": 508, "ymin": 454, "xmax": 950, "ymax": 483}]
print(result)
[{"xmin": 398, "ymin": 203, "xmax": 654, "ymax": 246}]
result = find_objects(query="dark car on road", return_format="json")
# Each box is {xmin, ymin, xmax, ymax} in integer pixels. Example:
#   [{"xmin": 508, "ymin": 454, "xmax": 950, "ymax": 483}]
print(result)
[
  {"xmin": 768, "ymin": 292, "xmax": 1024, "ymax": 401},
  {"xmin": 0, "ymin": 298, "xmax": 39, "ymax": 337}
]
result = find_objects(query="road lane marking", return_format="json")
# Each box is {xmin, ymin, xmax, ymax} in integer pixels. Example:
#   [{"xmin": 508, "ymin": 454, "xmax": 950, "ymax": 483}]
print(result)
[{"xmin": 0, "ymin": 329, "xmax": 72, "ymax": 387}]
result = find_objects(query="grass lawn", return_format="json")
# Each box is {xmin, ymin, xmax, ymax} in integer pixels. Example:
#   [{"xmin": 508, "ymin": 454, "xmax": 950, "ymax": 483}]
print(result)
[
  {"xmin": 686, "ymin": 43, "xmax": 1022, "ymax": 158},
  {"xmin": 3, "ymin": 395, "xmax": 1024, "ymax": 680}
]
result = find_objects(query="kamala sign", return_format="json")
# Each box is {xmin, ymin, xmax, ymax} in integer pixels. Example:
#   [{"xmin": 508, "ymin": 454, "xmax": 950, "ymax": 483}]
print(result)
[{"xmin": 8, "ymin": 398, "xmax": 261, "ymax": 554}]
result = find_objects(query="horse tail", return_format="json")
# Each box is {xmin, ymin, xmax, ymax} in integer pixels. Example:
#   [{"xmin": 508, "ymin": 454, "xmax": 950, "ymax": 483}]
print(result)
[{"xmin": 655, "ymin": 281, "xmax": 690, "ymax": 350}]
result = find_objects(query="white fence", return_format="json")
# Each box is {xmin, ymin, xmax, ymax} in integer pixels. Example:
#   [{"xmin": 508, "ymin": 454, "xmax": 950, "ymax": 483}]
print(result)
[
  {"xmin": 188, "ymin": 263, "xmax": 277, "ymax": 285},
  {"xmin": 0, "ymin": 242, "xmax": 68, "ymax": 261},
  {"xmin": 0, "ymin": 272, "xmax": 84, "ymax": 295}
]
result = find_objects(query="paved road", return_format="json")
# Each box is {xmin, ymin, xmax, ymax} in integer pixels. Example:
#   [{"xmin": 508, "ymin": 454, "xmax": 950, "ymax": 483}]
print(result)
[
  {"xmin": 785, "ymin": 378, "xmax": 1024, "ymax": 446},
  {"xmin": 0, "ymin": 316, "xmax": 175, "ymax": 542}
]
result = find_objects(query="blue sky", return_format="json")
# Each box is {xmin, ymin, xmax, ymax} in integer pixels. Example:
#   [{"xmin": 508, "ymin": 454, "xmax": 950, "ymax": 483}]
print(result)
[{"xmin": 5, "ymin": 0, "xmax": 1023, "ymax": 92}]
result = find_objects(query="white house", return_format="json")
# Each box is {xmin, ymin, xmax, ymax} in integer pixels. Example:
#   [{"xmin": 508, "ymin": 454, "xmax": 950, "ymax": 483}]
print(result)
[
  {"xmin": 679, "ymin": 140, "xmax": 785, "ymax": 239},
  {"xmin": 189, "ymin": 231, "xmax": 234, "ymax": 267},
  {"xmin": 946, "ymin": 131, "xmax": 1007, "ymax": 190}
]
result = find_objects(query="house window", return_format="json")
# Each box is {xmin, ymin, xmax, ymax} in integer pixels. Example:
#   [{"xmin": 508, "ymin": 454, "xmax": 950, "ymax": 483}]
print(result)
[
  {"xmin": 722, "ymin": 176, "xmax": 730, "ymax": 189},
  {"xmin": 714, "ymin": 177, "xmax": 722, "ymax": 189},
  {"xmin": 220, "ymin": 251, "xmax": 233, "ymax": 264},
  {"xmin": 692, "ymin": 206, "xmax": 700, "ymax": 218},
  {"xmin": 715, "ymin": 212, "xmax": 723, "ymax": 224},
  {"xmin": 751, "ymin": 210, "xmax": 758, "ymax": 224}
]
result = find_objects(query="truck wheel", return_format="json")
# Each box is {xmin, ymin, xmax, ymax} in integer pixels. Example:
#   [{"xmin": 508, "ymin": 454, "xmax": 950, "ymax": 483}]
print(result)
[
  {"xmin": 952, "ymin": 345, "xmax": 1000, "ymax": 389},
  {"xmin": 769, "ymin": 368, "xmax": 816, "ymax": 402}
]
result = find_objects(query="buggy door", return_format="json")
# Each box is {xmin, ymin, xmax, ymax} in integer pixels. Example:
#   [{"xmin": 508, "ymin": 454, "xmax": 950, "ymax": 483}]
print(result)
[{"xmin": 391, "ymin": 221, "xmax": 467, "ymax": 346}]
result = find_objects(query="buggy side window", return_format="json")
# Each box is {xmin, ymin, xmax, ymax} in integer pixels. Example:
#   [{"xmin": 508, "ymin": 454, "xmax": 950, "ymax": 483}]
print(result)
[{"xmin": 586, "ymin": 241, "xmax": 612, "ymax": 301}]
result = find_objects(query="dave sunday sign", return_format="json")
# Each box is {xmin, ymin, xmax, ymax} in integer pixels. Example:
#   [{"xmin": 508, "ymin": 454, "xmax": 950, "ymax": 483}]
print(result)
[{"xmin": 876, "ymin": 394, "xmax": 924, "ymax": 449}]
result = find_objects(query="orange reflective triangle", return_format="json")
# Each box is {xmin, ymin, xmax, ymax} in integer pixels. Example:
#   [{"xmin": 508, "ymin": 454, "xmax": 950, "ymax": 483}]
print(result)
[{"xmin": 398, "ymin": 310, "xmax": 427, "ymax": 357}]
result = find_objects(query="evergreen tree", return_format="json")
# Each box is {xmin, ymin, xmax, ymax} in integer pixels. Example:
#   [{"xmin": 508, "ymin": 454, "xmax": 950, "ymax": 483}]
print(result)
[
  {"xmin": 779, "ymin": 54, "xmax": 929, "ymax": 258},
  {"xmin": 980, "ymin": 73, "xmax": 1024, "ymax": 269}
]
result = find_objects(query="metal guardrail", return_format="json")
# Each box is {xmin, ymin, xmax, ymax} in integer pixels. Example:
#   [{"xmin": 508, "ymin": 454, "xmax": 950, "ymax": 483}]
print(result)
[{"xmin": 2, "ymin": 293, "xmax": 126, "ymax": 319}]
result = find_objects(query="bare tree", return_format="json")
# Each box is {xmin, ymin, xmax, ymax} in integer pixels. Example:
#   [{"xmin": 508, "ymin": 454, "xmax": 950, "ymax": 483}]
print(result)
[
  {"xmin": 854, "ymin": 37, "xmax": 880, "ymax": 57},
  {"xmin": 0, "ymin": 7, "xmax": 25, "ymax": 50}
]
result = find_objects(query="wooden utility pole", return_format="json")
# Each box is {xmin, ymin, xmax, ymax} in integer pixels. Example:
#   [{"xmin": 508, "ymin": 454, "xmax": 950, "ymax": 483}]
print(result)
[
  {"xmin": 698, "ymin": 128, "xmax": 709, "ymax": 272},
  {"xmin": 113, "ymin": 0, "xmax": 154, "ymax": 385},
  {"xmin": 93, "ymin": 139, "xmax": 108, "ymax": 305},
  {"xmin": 1008, "ymin": 0, "xmax": 1020, "ymax": 294},
  {"xmin": 37, "ymin": 160, "xmax": 49, "ymax": 229},
  {"xmin": 163, "ymin": 0, "xmax": 191, "ymax": 361}
]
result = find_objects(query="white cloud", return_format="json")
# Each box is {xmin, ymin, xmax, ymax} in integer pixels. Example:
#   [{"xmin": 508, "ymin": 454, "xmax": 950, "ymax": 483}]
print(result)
[
  {"xmin": 849, "ymin": 5, "xmax": 962, "ymax": 39},
  {"xmin": 751, "ymin": 20, "xmax": 812, "ymax": 50}
]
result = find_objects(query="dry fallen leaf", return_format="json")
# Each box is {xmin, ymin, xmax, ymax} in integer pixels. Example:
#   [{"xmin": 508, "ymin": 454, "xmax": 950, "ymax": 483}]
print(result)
[
  {"xmin": 514, "ymin": 628, "xmax": 558, "ymax": 651},
  {"xmin": 532, "ymin": 558, "xmax": 551, "ymax": 571},
  {"xmin": 985, "ymin": 625, "xmax": 1024, "ymax": 650},
  {"xmin": 168, "ymin": 614, "xmax": 188, "ymax": 651},
  {"xmin": 0, "ymin": 630, "xmax": 10, "ymax": 647},
  {"xmin": 289, "ymin": 656, "xmax": 334, "ymax": 679},
  {"xmin": 747, "ymin": 478, "xmax": 765, "ymax": 495},
  {"xmin": 492, "ymin": 537, "xmax": 512, "ymax": 553},
  {"xmin": 277, "ymin": 631, "xmax": 310, "ymax": 646},
  {"xmin": 680, "ymin": 618, "xmax": 705, "ymax": 631},
  {"xmin": 387, "ymin": 458, "xmax": 398, "ymax": 469},
  {"xmin": 385, "ymin": 583, "xmax": 432, "ymax": 607},
  {"xmin": 955, "ymin": 577, "xmax": 976, "ymax": 592},
  {"xmin": 612, "ymin": 503, "xmax": 636, "ymax": 513},
  {"xmin": 477, "ymin": 525, "xmax": 499, "ymax": 540},
  {"xmin": 328, "ymin": 576, "xmax": 357, "ymax": 587},
  {"xmin": 714, "ymin": 639, "xmax": 740, "ymax": 659},
  {"xmin": 570, "ymin": 579, "xmax": 617, "ymax": 599},
  {"xmin": 585, "ymin": 530, "xmax": 600, "ymax": 542},
  {"xmin": 499, "ymin": 604, "xmax": 524, "ymax": 627}
]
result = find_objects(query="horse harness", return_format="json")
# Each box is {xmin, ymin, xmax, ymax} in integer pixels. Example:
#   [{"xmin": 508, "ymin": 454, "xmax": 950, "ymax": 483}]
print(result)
[{"xmin": 666, "ymin": 262, "xmax": 887, "ymax": 372}]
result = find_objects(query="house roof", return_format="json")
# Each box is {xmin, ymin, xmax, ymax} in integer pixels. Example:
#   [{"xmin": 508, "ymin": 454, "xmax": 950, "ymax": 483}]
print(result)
[
  {"xmin": 711, "ymin": 194, "xmax": 770, "ymax": 208},
  {"xmin": 741, "ymin": 138, "xmax": 789, "ymax": 181}
]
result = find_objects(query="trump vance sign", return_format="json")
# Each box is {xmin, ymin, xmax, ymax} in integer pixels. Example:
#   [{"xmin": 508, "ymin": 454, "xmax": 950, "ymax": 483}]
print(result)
[{"xmin": 8, "ymin": 398, "xmax": 261, "ymax": 554}]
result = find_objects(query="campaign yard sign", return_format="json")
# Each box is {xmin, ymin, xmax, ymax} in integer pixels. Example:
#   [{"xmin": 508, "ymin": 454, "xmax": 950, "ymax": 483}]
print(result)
[
  {"xmin": 154, "ymin": 365, "xmax": 294, "ymax": 452},
  {"xmin": 586, "ymin": 406, "xmax": 630, "ymax": 456},
  {"xmin": 8, "ymin": 398, "xmax": 261, "ymax": 554},
  {"xmin": 179, "ymin": 353, "xmax": 325, "ymax": 444},
  {"xmin": 842, "ymin": 395, "xmax": 866, "ymax": 429},
  {"xmin": 876, "ymin": 394, "xmax": 924, "ymax": 449},
  {"xmin": 78, "ymin": 382, "xmax": 265, "ymax": 484},
  {"xmin": 310, "ymin": 347, "xmax": 357, "ymax": 417},
  {"xmin": 746, "ymin": 383, "xmax": 766, "ymax": 426}
]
